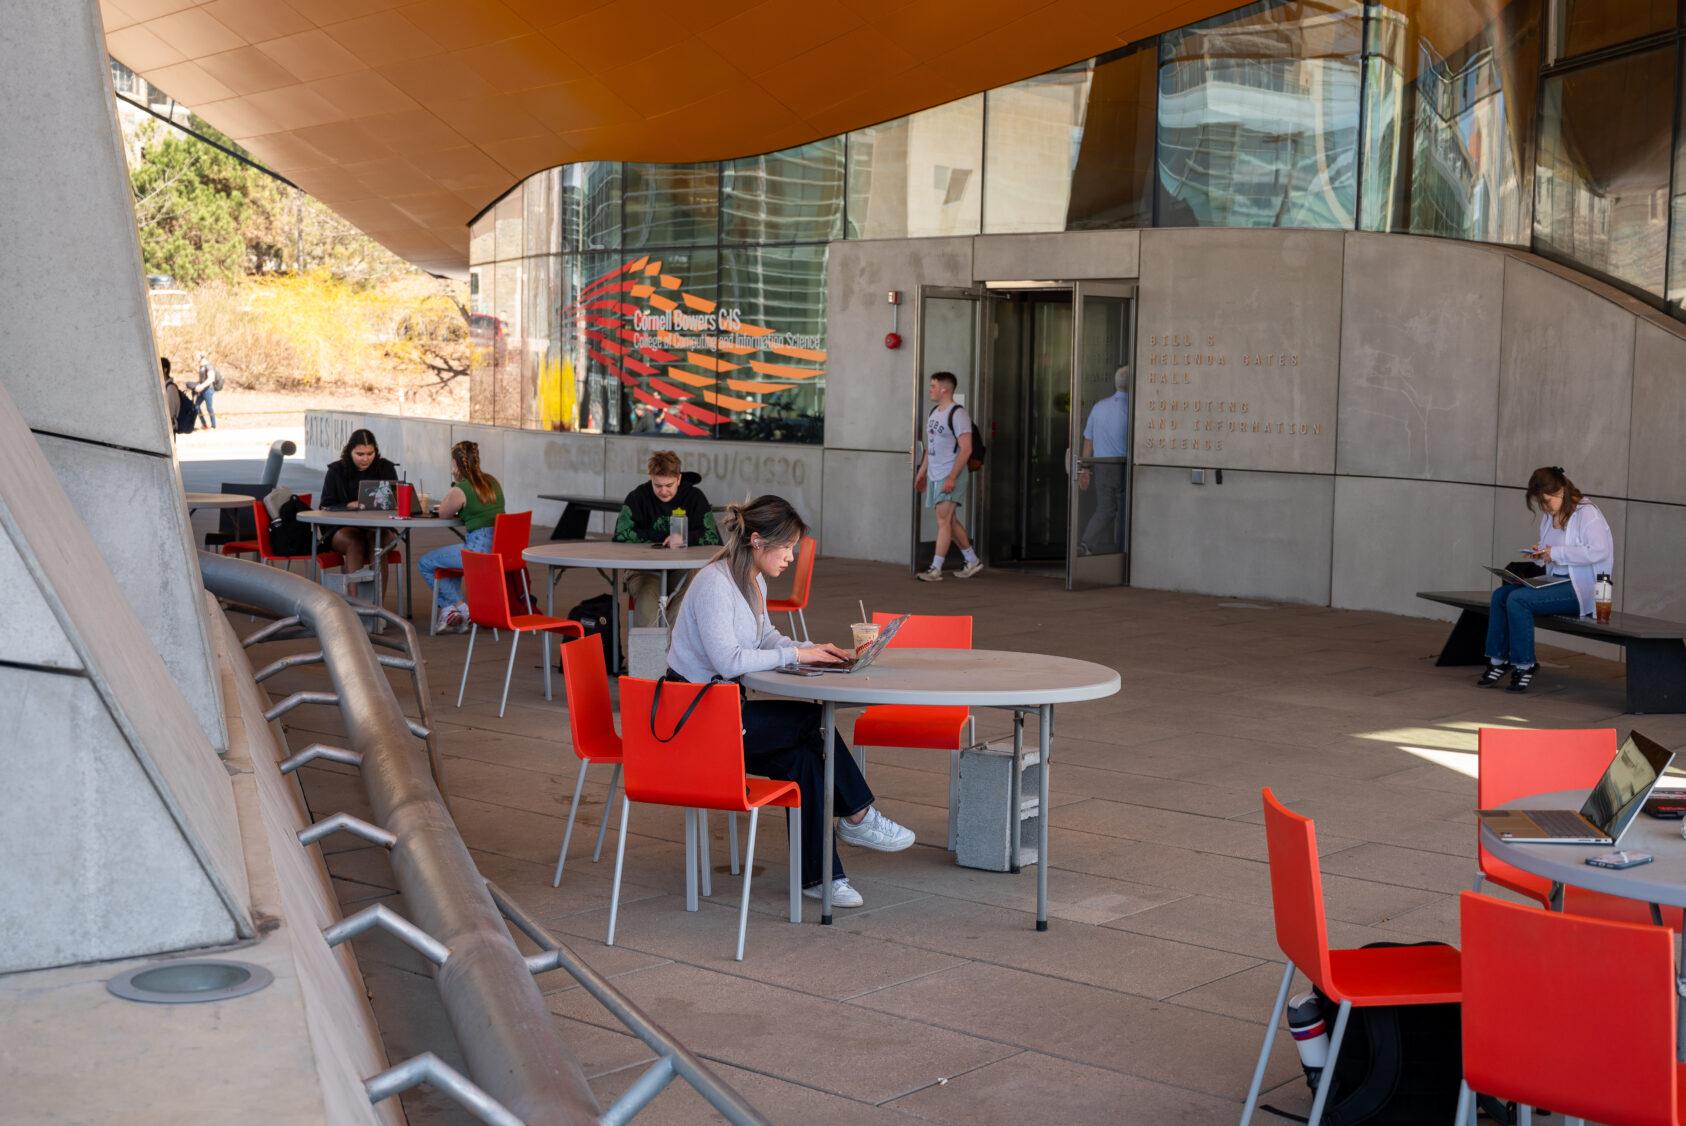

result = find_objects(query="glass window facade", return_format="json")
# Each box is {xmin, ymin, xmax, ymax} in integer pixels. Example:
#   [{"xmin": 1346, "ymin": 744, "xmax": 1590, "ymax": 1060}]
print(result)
[
  {"xmin": 1361, "ymin": 0, "xmax": 1539, "ymax": 244},
  {"xmin": 468, "ymin": 0, "xmax": 1686, "ymax": 438},
  {"xmin": 1534, "ymin": 46, "xmax": 1675, "ymax": 298},
  {"xmin": 1157, "ymin": 0, "xmax": 1364, "ymax": 229}
]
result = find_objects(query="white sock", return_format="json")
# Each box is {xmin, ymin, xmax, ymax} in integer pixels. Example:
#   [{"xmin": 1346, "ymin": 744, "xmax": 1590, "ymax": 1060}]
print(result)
[
  {"xmin": 927, "ymin": 559, "xmax": 942, "ymax": 571},
  {"xmin": 1489, "ymin": 657, "xmax": 1505, "ymax": 666},
  {"xmin": 961, "ymin": 548, "xmax": 979, "ymax": 564}
]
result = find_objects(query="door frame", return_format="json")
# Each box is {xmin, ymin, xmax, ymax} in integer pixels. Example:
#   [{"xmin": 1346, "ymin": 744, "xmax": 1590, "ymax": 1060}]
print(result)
[{"xmin": 1067, "ymin": 281, "xmax": 1138, "ymax": 591}]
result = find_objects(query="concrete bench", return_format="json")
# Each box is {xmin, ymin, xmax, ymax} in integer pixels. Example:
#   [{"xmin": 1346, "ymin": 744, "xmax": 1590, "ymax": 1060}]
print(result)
[{"xmin": 1418, "ymin": 590, "xmax": 1686, "ymax": 714}]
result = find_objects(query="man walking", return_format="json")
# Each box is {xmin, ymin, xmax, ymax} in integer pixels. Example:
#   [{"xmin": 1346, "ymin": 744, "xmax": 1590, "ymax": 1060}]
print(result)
[
  {"xmin": 1077, "ymin": 365, "xmax": 1131, "ymax": 555},
  {"xmin": 914, "ymin": 371, "xmax": 983, "ymax": 582},
  {"xmin": 191, "ymin": 351, "xmax": 220, "ymax": 429}
]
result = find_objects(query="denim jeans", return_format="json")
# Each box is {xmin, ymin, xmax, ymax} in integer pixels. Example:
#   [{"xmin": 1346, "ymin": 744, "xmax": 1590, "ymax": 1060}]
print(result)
[
  {"xmin": 194, "ymin": 387, "xmax": 216, "ymax": 428},
  {"xmin": 419, "ymin": 527, "xmax": 493, "ymax": 610},
  {"xmin": 741, "ymin": 699, "xmax": 875, "ymax": 888},
  {"xmin": 1486, "ymin": 581, "xmax": 1581, "ymax": 667}
]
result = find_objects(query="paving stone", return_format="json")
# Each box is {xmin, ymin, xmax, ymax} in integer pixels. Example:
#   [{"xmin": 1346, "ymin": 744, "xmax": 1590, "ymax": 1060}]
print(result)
[{"xmin": 588, "ymin": 1056, "xmax": 918, "ymax": 1124}]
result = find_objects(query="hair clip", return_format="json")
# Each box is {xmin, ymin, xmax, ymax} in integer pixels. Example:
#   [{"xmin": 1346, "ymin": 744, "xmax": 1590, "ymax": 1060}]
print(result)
[{"xmin": 1551, "ymin": 465, "xmax": 1565, "ymax": 475}]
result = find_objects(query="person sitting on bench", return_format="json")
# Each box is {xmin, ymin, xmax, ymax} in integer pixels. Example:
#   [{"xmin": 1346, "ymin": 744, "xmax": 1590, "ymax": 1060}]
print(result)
[{"xmin": 1480, "ymin": 465, "xmax": 1613, "ymax": 693}]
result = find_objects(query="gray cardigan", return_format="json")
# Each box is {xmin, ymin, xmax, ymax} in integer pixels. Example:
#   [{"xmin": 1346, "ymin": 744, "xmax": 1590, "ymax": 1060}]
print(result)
[{"xmin": 667, "ymin": 560, "xmax": 799, "ymax": 681}]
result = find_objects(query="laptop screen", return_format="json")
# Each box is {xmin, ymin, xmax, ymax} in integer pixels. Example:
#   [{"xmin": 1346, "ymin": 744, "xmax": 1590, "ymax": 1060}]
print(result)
[
  {"xmin": 1579, "ymin": 732, "xmax": 1674, "ymax": 835},
  {"xmin": 853, "ymin": 614, "xmax": 908, "ymax": 669},
  {"xmin": 358, "ymin": 480, "xmax": 396, "ymax": 510}
]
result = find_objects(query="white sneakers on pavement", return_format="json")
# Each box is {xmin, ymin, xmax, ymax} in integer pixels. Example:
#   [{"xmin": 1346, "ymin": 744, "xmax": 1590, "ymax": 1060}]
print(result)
[
  {"xmin": 837, "ymin": 807, "xmax": 916, "ymax": 852},
  {"xmin": 916, "ymin": 568, "xmax": 942, "ymax": 582},
  {"xmin": 803, "ymin": 878, "xmax": 864, "ymax": 908},
  {"xmin": 956, "ymin": 559, "xmax": 985, "ymax": 579}
]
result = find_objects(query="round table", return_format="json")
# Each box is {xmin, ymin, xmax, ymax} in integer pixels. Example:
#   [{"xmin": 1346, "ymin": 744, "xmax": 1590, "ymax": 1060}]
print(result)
[
  {"xmin": 744, "ymin": 649, "xmax": 1121, "ymax": 928},
  {"xmin": 1484, "ymin": 788, "xmax": 1686, "ymax": 1053},
  {"xmin": 184, "ymin": 492, "xmax": 253, "ymax": 511},
  {"xmin": 297, "ymin": 510, "xmax": 464, "ymax": 619},
  {"xmin": 521, "ymin": 542, "xmax": 717, "ymax": 674}
]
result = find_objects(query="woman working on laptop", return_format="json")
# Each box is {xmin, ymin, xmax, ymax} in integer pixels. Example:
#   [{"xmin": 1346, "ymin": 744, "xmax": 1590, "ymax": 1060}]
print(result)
[
  {"xmin": 319, "ymin": 428, "xmax": 397, "ymax": 598},
  {"xmin": 666, "ymin": 495, "xmax": 915, "ymax": 908},
  {"xmin": 1480, "ymin": 465, "xmax": 1613, "ymax": 693}
]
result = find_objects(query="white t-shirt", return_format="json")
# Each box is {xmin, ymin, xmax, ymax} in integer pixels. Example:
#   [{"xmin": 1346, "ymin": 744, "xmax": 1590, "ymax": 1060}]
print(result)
[{"xmin": 926, "ymin": 402, "xmax": 972, "ymax": 481}]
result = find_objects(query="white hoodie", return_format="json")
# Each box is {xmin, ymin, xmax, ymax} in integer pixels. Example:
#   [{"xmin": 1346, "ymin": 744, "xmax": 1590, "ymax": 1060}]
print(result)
[{"xmin": 1538, "ymin": 503, "xmax": 1614, "ymax": 617}]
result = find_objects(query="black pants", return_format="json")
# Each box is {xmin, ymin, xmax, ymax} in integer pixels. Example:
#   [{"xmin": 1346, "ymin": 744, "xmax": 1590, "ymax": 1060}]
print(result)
[{"xmin": 741, "ymin": 699, "xmax": 874, "ymax": 888}]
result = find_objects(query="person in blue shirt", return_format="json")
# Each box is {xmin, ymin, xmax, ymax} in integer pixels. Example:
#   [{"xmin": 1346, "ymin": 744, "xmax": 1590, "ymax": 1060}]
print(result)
[{"xmin": 1076, "ymin": 366, "xmax": 1131, "ymax": 555}]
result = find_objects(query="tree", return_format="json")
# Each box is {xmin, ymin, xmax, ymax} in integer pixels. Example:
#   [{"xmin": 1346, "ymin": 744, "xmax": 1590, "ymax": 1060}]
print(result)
[{"xmin": 129, "ymin": 120, "xmax": 259, "ymax": 286}]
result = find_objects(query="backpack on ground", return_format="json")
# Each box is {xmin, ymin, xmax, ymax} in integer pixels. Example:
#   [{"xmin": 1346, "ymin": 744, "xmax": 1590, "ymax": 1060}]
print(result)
[
  {"xmin": 946, "ymin": 404, "xmax": 986, "ymax": 471},
  {"xmin": 1290, "ymin": 944, "xmax": 1463, "ymax": 1125},
  {"xmin": 568, "ymin": 593, "xmax": 615, "ymax": 641}
]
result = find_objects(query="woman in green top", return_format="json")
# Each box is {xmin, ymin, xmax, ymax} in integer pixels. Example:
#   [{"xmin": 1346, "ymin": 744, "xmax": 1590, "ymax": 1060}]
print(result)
[{"xmin": 419, "ymin": 440, "xmax": 506, "ymax": 630}]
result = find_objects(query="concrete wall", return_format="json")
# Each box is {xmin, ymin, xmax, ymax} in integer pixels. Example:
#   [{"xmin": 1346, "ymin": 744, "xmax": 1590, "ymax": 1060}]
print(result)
[
  {"xmin": 0, "ymin": 0, "xmax": 224, "ymax": 750},
  {"xmin": 345, "ymin": 228, "xmax": 1686, "ymax": 637}
]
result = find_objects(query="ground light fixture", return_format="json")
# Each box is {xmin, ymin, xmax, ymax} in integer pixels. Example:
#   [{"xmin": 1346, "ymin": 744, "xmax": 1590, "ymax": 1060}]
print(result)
[{"xmin": 106, "ymin": 959, "xmax": 273, "ymax": 1004}]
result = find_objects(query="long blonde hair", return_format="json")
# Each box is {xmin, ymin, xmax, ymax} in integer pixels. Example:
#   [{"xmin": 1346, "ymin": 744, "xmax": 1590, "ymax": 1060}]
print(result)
[
  {"xmin": 451, "ymin": 440, "xmax": 496, "ymax": 504},
  {"xmin": 716, "ymin": 496, "xmax": 807, "ymax": 610}
]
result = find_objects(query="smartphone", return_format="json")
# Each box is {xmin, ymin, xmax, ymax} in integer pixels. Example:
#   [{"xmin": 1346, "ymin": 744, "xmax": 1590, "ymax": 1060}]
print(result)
[{"xmin": 1586, "ymin": 851, "xmax": 1653, "ymax": 870}]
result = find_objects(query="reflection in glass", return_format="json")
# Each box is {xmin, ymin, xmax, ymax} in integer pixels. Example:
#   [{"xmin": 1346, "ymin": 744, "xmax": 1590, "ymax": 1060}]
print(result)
[
  {"xmin": 1672, "ymin": 64, "xmax": 1686, "ymax": 317},
  {"xmin": 1067, "ymin": 44, "xmax": 1159, "ymax": 230},
  {"xmin": 523, "ymin": 169, "xmax": 558, "ymax": 258},
  {"xmin": 985, "ymin": 65, "xmax": 1091, "ymax": 233},
  {"xmin": 623, "ymin": 162, "xmax": 719, "ymax": 247},
  {"xmin": 492, "ymin": 260, "xmax": 523, "ymax": 427},
  {"xmin": 493, "ymin": 187, "xmax": 524, "ymax": 262},
  {"xmin": 718, "ymin": 247, "xmax": 827, "ymax": 444},
  {"xmin": 469, "ymin": 212, "xmax": 495, "ymax": 265},
  {"xmin": 556, "ymin": 253, "xmax": 622, "ymax": 434},
  {"xmin": 468, "ymin": 265, "xmax": 495, "ymax": 423},
  {"xmin": 722, "ymin": 138, "xmax": 845, "ymax": 244},
  {"xmin": 847, "ymin": 95, "xmax": 983, "ymax": 239},
  {"xmin": 523, "ymin": 255, "xmax": 567, "ymax": 429},
  {"xmin": 1360, "ymin": 0, "xmax": 1539, "ymax": 244},
  {"xmin": 1157, "ymin": 0, "xmax": 1363, "ymax": 228},
  {"xmin": 1554, "ymin": 0, "xmax": 1674, "ymax": 61},
  {"xmin": 1534, "ymin": 47, "xmax": 1674, "ymax": 297},
  {"xmin": 561, "ymin": 162, "xmax": 621, "ymax": 251},
  {"xmin": 1074, "ymin": 295, "xmax": 1131, "ymax": 562}
]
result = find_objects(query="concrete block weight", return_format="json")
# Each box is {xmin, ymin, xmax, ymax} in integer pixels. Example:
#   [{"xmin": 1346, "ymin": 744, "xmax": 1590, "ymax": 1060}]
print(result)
[{"xmin": 955, "ymin": 741, "xmax": 1040, "ymax": 872}]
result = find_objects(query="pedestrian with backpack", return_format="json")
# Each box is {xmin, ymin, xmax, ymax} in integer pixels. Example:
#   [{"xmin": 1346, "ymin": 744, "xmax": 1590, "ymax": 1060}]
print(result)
[
  {"xmin": 914, "ymin": 371, "xmax": 984, "ymax": 581},
  {"xmin": 191, "ymin": 351, "xmax": 221, "ymax": 429},
  {"xmin": 161, "ymin": 357, "xmax": 196, "ymax": 437}
]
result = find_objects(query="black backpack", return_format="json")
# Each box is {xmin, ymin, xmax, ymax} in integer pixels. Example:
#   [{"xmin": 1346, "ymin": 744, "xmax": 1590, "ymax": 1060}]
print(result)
[
  {"xmin": 266, "ymin": 496, "xmax": 314, "ymax": 556},
  {"xmin": 568, "ymin": 593, "xmax": 615, "ymax": 639},
  {"xmin": 173, "ymin": 390, "xmax": 198, "ymax": 434},
  {"xmin": 945, "ymin": 405, "xmax": 986, "ymax": 470},
  {"xmin": 1288, "ymin": 945, "xmax": 1462, "ymax": 1125}
]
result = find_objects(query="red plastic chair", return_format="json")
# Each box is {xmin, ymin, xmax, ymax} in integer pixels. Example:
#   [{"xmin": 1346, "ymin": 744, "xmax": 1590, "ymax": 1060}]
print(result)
[
  {"xmin": 250, "ymin": 495, "xmax": 341, "ymax": 570},
  {"xmin": 549, "ymin": 638, "xmax": 739, "ymax": 889},
  {"xmin": 853, "ymin": 612, "xmax": 974, "ymax": 849},
  {"xmin": 765, "ymin": 534, "xmax": 817, "ymax": 642},
  {"xmin": 1478, "ymin": 727, "xmax": 1682, "ymax": 929},
  {"xmin": 454, "ymin": 550, "xmax": 582, "ymax": 717},
  {"xmin": 611, "ymin": 676, "xmax": 801, "ymax": 960},
  {"xmin": 431, "ymin": 511, "xmax": 534, "ymax": 633},
  {"xmin": 1456, "ymin": 890, "xmax": 1680, "ymax": 1125},
  {"xmin": 1241, "ymin": 789, "xmax": 1462, "ymax": 1126}
]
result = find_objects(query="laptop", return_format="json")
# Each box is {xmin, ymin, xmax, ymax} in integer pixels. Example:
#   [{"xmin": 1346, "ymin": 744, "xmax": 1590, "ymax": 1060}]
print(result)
[
  {"xmin": 1483, "ymin": 564, "xmax": 1569, "ymax": 590},
  {"xmin": 1476, "ymin": 731, "xmax": 1675, "ymax": 845},
  {"xmin": 786, "ymin": 613, "xmax": 909, "ymax": 677},
  {"xmin": 357, "ymin": 479, "xmax": 396, "ymax": 511}
]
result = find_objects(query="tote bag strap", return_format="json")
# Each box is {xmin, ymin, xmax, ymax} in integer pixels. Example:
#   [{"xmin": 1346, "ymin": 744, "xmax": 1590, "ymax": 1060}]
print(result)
[{"xmin": 649, "ymin": 674, "xmax": 724, "ymax": 744}]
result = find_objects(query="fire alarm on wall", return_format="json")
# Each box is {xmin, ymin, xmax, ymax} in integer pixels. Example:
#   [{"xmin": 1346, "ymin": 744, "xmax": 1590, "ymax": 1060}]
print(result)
[{"xmin": 884, "ymin": 332, "xmax": 902, "ymax": 349}]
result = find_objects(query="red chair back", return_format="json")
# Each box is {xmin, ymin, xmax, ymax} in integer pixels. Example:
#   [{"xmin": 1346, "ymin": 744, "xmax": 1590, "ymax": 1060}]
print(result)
[
  {"xmin": 1478, "ymin": 727, "xmax": 1617, "ymax": 881},
  {"xmin": 783, "ymin": 535, "xmax": 817, "ymax": 607},
  {"xmin": 1261, "ymin": 788, "xmax": 1337, "ymax": 998},
  {"xmin": 560, "ymin": 638, "xmax": 620, "ymax": 762},
  {"xmin": 618, "ymin": 676, "xmax": 750, "ymax": 812},
  {"xmin": 491, "ymin": 511, "xmax": 533, "ymax": 570},
  {"xmin": 873, "ymin": 612, "xmax": 972, "ymax": 649},
  {"xmin": 462, "ymin": 550, "xmax": 516, "ymax": 630},
  {"xmin": 1460, "ymin": 890, "xmax": 1677, "ymax": 1124}
]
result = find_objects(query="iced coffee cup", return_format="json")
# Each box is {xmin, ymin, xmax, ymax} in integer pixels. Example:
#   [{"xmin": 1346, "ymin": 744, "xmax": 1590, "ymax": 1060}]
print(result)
[{"xmin": 851, "ymin": 622, "xmax": 880, "ymax": 653}]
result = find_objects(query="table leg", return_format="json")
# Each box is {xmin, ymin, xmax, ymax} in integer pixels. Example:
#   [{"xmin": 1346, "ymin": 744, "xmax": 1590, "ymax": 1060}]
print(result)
[
  {"xmin": 1037, "ymin": 704, "xmax": 1051, "ymax": 931},
  {"xmin": 660, "ymin": 569, "xmax": 669, "ymax": 622},
  {"xmin": 370, "ymin": 529, "xmax": 385, "ymax": 609},
  {"xmin": 401, "ymin": 530, "xmax": 412, "ymax": 620},
  {"xmin": 1009, "ymin": 709, "xmax": 1024, "ymax": 873},
  {"xmin": 610, "ymin": 568, "xmax": 623, "ymax": 676},
  {"xmin": 822, "ymin": 699, "xmax": 835, "ymax": 925},
  {"xmin": 310, "ymin": 524, "xmax": 321, "ymax": 582}
]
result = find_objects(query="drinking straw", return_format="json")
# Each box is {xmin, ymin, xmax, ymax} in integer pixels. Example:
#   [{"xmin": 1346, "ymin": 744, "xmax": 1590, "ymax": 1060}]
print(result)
[{"xmin": 859, "ymin": 599, "xmax": 867, "ymax": 624}]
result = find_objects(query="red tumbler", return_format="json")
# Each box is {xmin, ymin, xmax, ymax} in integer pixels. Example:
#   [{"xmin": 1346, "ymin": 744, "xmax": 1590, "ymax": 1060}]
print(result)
[{"xmin": 396, "ymin": 483, "xmax": 414, "ymax": 517}]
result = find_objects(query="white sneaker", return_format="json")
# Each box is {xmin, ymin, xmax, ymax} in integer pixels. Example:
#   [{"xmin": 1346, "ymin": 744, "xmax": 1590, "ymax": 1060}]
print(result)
[
  {"xmin": 956, "ymin": 558, "xmax": 984, "ymax": 579},
  {"xmin": 836, "ymin": 808, "xmax": 915, "ymax": 852},
  {"xmin": 803, "ymin": 878, "xmax": 864, "ymax": 908},
  {"xmin": 916, "ymin": 568, "xmax": 943, "ymax": 582}
]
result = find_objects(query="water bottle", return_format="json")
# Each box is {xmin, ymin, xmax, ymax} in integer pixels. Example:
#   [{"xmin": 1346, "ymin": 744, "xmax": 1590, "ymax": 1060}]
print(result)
[
  {"xmin": 1286, "ymin": 990, "xmax": 1330, "ymax": 1081},
  {"xmin": 669, "ymin": 507, "xmax": 688, "ymax": 547},
  {"xmin": 1595, "ymin": 573, "xmax": 1613, "ymax": 624}
]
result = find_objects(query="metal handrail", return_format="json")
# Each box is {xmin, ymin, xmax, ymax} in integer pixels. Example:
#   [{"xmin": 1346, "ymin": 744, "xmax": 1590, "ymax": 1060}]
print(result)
[
  {"xmin": 489, "ymin": 882, "xmax": 770, "ymax": 1126},
  {"xmin": 200, "ymin": 552, "xmax": 600, "ymax": 1124}
]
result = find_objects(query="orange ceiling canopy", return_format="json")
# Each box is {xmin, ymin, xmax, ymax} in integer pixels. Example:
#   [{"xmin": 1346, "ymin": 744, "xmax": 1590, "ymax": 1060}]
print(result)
[{"xmin": 103, "ymin": 0, "xmax": 1233, "ymax": 275}]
